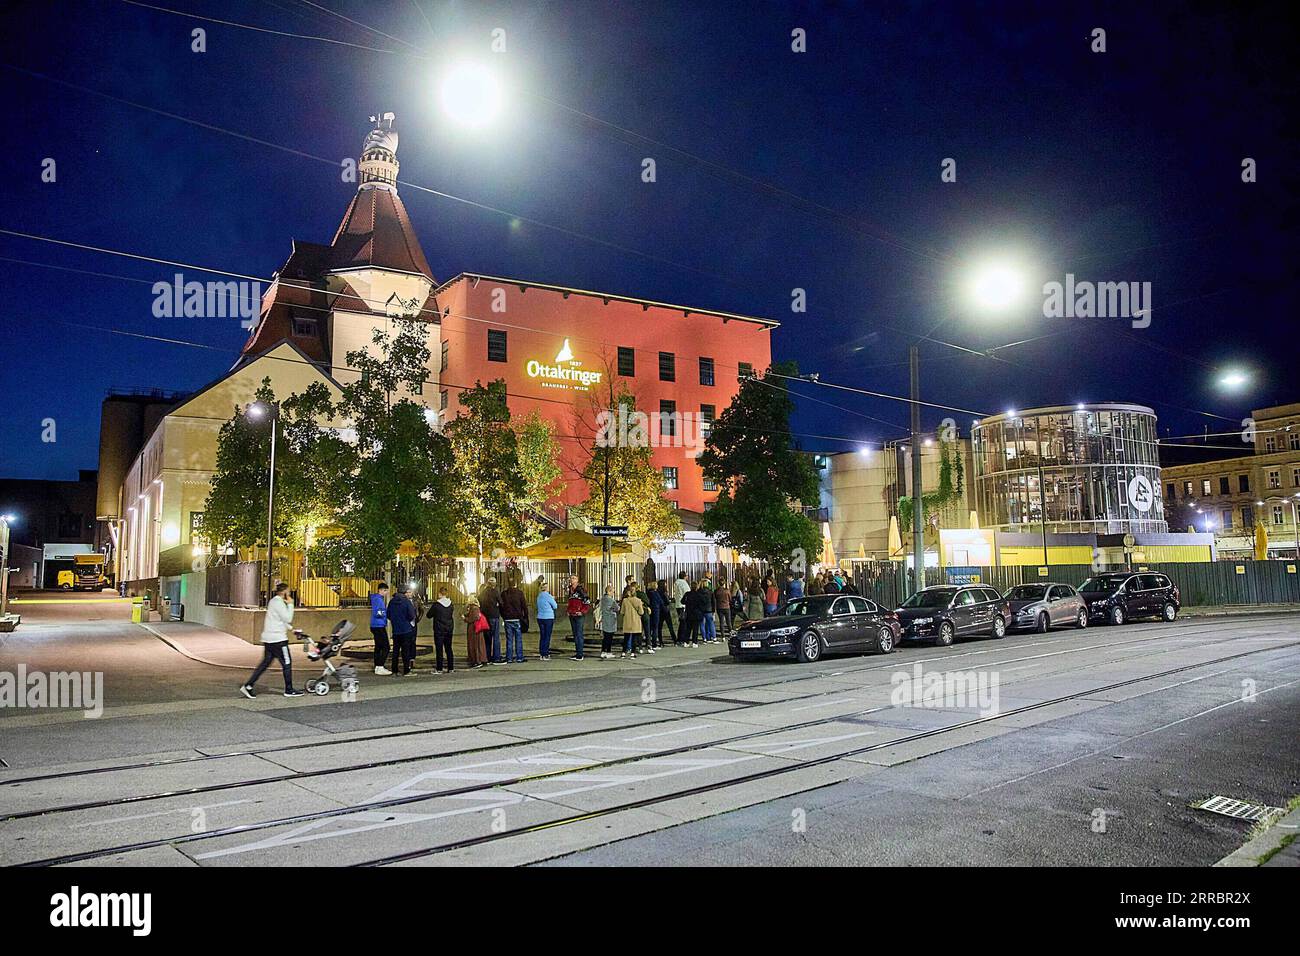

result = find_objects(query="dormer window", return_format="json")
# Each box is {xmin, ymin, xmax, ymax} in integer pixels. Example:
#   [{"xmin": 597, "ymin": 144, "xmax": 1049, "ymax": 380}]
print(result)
[{"xmin": 292, "ymin": 316, "xmax": 317, "ymax": 337}]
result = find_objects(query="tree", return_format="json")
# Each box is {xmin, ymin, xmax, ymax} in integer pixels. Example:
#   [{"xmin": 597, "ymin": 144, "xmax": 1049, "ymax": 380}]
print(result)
[
  {"xmin": 897, "ymin": 437, "xmax": 965, "ymax": 530},
  {"xmin": 199, "ymin": 378, "xmax": 329, "ymax": 560},
  {"xmin": 446, "ymin": 379, "xmax": 527, "ymax": 572},
  {"xmin": 574, "ymin": 378, "xmax": 681, "ymax": 543},
  {"xmin": 331, "ymin": 318, "xmax": 458, "ymax": 574},
  {"xmin": 698, "ymin": 361, "xmax": 821, "ymax": 572},
  {"xmin": 513, "ymin": 410, "xmax": 565, "ymax": 543}
]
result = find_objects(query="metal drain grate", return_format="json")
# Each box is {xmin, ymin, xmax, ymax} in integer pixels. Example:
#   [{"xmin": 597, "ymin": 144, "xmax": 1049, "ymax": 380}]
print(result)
[{"xmin": 1192, "ymin": 795, "xmax": 1284, "ymax": 822}]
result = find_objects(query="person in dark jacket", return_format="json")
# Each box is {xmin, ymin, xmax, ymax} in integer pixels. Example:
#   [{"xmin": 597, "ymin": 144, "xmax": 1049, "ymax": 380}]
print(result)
[
  {"xmin": 427, "ymin": 586, "xmax": 456, "ymax": 673},
  {"xmin": 499, "ymin": 579, "xmax": 529, "ymax": 664},
  {"xmin": 654, "ymin": 580, "xmax": 677, "ymax": 645},
  {"xmin": 680, "ymin": 582, "xmax": 706, "ymax": 647},
  {"xmin": 369, "ymin": 582, "xmax": 392, "ymax": 675},
  {"xmin": 477, "ymin": 580, "xmax": 503, "ymax": 664},
  {"xmin": 387, "ymin": 588, "xmax": 418, "ymax": 675}
]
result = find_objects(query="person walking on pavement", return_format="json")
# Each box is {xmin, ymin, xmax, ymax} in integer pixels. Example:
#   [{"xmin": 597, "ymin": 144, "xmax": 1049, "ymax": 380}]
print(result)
[
  {"xmin": 535, "ymin": 580, "xmax": 558, "ymax": 660},
  {"xmin": 500, "ymin": 577, "xmax": 529, "ymax": 664},
  {"xmin": 427, "ymin": 586, "xmax": 456, "ymax": 673},
  {"xmin": 388, "ymin": 586, "xmax": 418, "ymax": 675},
  {"xmin": 240, "ymin": 582, "xmax": 302, "ymax": 698},
  {"xmin": 370, "ymin": 582, "xmax": 392, "ymax": 675},
  {"xmin": 463, "ymin": 599, "xmax": 488, "ymax": 668},
  {"xmin": 565, "ymin": 574, "xmax": 590, "ymax": 661}
]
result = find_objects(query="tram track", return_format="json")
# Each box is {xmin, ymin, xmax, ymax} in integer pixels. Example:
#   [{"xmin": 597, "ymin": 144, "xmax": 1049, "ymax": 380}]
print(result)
[
  {"xmin": 10, "ymin": 632, "xmax": 1298, "ymax": 867},
  {"xmin": 0, "ymin": 619, "xmax": 1248, "ymax": 820}
]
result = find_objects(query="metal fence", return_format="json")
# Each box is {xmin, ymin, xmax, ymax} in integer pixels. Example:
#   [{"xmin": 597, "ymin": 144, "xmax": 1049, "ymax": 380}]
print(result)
[
  {"xmin": 845, "ymin": 559, "xmax": 1300, "ymax": 609},
  {"xmin": 205, "ymin": 561, "xmax": 263, "ymax": 608}
]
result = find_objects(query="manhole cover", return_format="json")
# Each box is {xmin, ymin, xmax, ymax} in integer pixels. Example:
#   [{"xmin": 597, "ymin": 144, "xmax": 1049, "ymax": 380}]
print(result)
[{"xmin": 1192, "ymin": 795, "xmax": 1284, "ymax": 822}]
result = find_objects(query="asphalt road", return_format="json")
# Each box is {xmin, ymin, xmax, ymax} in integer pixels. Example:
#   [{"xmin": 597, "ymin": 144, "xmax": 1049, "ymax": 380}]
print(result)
[{"xmin": 1, "ymin": 592, "xmax": 1297, "ymax": 866}]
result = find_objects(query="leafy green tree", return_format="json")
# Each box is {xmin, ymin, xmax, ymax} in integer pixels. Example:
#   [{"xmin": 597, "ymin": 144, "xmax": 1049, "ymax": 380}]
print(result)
[
  {"xmin": 446, "ymin": 379, "xmax": 527, "ymax": 571},
  {"xmin": 575, "ymin": 382, "xmax": 680, "ymax": 542},
  {"xmin": 698, "ymin": 361, "xmax": 821, "ymax": 572},
  {"xmin": 199, "ymin": 378, "xmax": 327, "ymax": 560},
  {"xmin": 513, "ymin": 410, "xmax": 565, "ymax": 543},
  {"xmin": 897, "ymin": 437, "xmax": 965, "ymax": 530}
]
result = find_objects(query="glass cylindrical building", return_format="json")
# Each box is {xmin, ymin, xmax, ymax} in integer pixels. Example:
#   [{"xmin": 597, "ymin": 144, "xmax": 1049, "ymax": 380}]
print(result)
[{"xmin": 972, "ymin": 404, "xmax": 1167, "ymax": 535}]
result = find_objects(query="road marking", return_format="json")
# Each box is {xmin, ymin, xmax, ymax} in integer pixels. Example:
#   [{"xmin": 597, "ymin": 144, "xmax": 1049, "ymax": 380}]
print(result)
[
  {"xmin": 71, "ymin": 799, "xmax": 255, "ymax": 829},
  {"xmin": 623, "ymin": 724, "xmax": 712, "ymax": 741}
]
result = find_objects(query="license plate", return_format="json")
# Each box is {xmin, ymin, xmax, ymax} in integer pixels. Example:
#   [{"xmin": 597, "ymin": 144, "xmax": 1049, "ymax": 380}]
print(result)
[{"xmin": 740, "ymin": 640, "xmax": 762, "ymax": 649}]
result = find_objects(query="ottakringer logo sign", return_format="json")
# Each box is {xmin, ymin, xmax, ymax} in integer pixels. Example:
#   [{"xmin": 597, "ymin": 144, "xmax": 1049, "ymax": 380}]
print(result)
[{"xmin": 525, "ymin": 339, "xmax": 603, "ymax": 391}]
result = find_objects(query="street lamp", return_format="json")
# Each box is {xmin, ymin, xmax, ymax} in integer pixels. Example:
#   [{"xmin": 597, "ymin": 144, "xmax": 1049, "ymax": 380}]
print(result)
[
  {"xmin": 440, "ymin": 61, "xmax": 504, "ymax": 129},
  {"xmin": 1257, "ymin": 494, "xmax": 1300, "ymax": 560},
  {"xmin": 905, "ymin": 259, "xmax": 1029, "ymax": 593},
  {"xmin": 0, "ymin": 513, "xmax": 16, "ymax": 622},
  {"xmin": 1216, "ymin": 368, "xmax": 1250, "ymax": 392},
  {"xmin": 247, "ymin": 401, "xmax": 280, "ymax": 603}
]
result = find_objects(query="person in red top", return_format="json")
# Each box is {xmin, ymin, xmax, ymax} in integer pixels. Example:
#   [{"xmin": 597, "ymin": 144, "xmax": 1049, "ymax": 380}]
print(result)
[
  {"xmin": 565, "ymin": 574, "xmax": 590, "ymax": 661},
  {"xmin": 764, "ymin": 578, "xmax": 780, "ymax": 617}
]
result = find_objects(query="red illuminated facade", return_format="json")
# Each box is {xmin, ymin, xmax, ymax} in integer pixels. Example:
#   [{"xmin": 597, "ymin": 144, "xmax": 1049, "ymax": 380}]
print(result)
[{"xmin": 434, "ymin": 275, "xmax": 776, "ymax": 515}]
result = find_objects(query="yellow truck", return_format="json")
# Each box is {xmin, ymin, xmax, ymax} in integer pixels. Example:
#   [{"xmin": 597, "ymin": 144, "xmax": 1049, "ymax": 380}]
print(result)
[{"xmin": 56, "ymin": 554, "xmax": 110, "ymax": 591}]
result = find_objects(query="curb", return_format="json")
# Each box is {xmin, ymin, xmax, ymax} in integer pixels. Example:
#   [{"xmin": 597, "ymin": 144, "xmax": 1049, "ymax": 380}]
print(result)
[{"xmin": 1214, "ymin": 805, "xmax": 1300, "ymax": 867}]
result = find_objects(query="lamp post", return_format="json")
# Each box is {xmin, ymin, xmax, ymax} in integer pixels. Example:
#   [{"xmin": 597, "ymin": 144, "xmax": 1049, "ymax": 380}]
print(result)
[
  {"xmin": 247, "ymin": 402, "xmax": 280, "ymax": 603},
  {"xmin": 1257, "ymin": 494, "xmax": 1300, "ymax": 560},
  {"xmin": 0, "ymin": 513, "xmax": 16, "ymax": 621}
]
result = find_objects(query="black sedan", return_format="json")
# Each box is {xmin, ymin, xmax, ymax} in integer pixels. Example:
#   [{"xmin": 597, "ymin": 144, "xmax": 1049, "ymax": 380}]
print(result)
[
  {"xmin": 729, "ymin": 594, "xmax": 902, "ymax": 663},
  {"xmin": 894, "ymin": 585, "xmax": 1010, "ymax": 646}
]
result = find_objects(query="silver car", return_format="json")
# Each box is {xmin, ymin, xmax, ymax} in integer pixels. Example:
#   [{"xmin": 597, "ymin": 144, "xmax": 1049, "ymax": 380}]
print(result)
[{"xmin": 1003, "ymin": 582, "xmax": 1088, "ymax": 632}]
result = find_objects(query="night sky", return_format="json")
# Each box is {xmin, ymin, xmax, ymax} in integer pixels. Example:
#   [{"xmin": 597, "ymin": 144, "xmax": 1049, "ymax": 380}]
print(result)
[{"xmin": 2, "ymin": 0, "xmax": 1296, "ymax": 481}]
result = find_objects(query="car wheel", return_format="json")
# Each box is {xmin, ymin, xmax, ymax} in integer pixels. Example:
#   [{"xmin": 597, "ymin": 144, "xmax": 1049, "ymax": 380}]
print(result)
[
  {"xmin": 1162, "ymin": 602, "xmax": 1177, "ymax": 622},
  {"xmin": 1036, "ymin": 612, "xmax": 1050, "ymax": 634},
  {"xmin": 991, "ymin": 615, "xmax": 1007, "ymax": 638},
  {"xmin": 875, "ymin": 625, "xmax": 896, "ymax": 654},
  {"xmin": 1109, "ymin": 605, "xmax": 1126, "ymax": 626},
  {"xmin": 935, "ymin": 621, "xmax": 955, "ymax": 647},
  {"xmin": 797, "ymin": 630, "xmax": 822, "ymax": 663},
  {"xmin": 1076, "ymin": 608, "xmax": 1088, "ymax": 629}
]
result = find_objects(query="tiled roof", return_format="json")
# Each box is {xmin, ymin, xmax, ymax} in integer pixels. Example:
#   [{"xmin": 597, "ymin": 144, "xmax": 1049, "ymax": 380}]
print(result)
[{"xmin": 328, "ymin": 186, "xmax": 434, "ymax": 281}]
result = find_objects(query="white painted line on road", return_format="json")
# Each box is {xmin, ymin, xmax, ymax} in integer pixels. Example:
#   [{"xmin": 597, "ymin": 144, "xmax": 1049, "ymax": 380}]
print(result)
[
  {"xmin": 786, "ymin": 697, "xmax": 860, "ymax": 713},
  {"xmin": 623, "ymin": 724, "xmax": 712, "ymax": 741},
  {"xmin": 71, "ymin": 799, "xmax": 255, "ymax": 829}
]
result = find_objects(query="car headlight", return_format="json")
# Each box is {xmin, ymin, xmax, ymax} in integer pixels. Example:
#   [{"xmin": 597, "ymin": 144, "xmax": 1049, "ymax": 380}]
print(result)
[
  {"xmin": 911, "ymin": 617, "xmax": 933, "ymax": 626},
  {"xmin": 1018, "ymin": 603, "xmax": 1043, "ymax": 616},
  {"xmin": 768, "ymin": 625, "xmax": 799, "ymax": 637}
]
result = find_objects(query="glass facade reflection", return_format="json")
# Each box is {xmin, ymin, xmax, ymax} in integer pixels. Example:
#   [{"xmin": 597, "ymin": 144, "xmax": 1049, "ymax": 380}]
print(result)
[{"xmin": 972, "ymin": 404, "xmax": 1168, "ymax": 534}]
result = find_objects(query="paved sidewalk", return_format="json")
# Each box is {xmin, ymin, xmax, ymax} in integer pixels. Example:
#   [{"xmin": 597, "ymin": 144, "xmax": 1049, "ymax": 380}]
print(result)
[
  {"xmin": 1215, "ymin": 804, "xmax": 1300, "ymax": 867},
  {"xmin": 1181, "ymin": 604, "xmax": 1300, "ymax": 618}
]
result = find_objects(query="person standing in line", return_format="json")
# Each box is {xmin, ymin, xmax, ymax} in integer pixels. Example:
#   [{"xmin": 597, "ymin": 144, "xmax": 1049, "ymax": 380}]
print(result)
[
  {"xmin": 535, "ymin": 579, "xmax": 558, "ymax": 660},
  {"xmin": 463, "ymin": 599, "xmax": 487, "ymax": 668},
  {"xmin": 763, "ymin": 577, "xmax": 780, "ymax": 617},
  {"xmin": 500, "ymin": 577, "xmax": 529, "ymax": 664},
  {"xmin": 387, "ymin": 586, "xmax": 418, "ymax": 676},
  {"xmin": 240, "ymin": 582, "xmax": 303, "ymax": 698},
  {"xmin": 808, "ymin": 572, "xmax": 824, "ymax": 596},
  {"xmin": 621, "ymin": 584, "xmax": 646, "ymax": 658},
  {"xmin": 598, "ymin": 584, "xmax": 620, "ymax": 659},
  {"xmin": 478, "ymin": 578, "xmax": 503, "ymax": 665},
  {"xmin": 369, "ymin": 582, "xmax": 392, "ymax": 676},
  {"xmin": 428, "ymin": 586, "xmax": 456, "ymax": 674},
  {"xmin": 565, "ymin": 574, "xmax": 590, "ymax": 661},
  {"xmin": 672, "ymin": 571, "xmax": 690, "ymax": 646},
  {"xmin": 633, "ymin": 579, "xmax": 654, "ymax": 654},
  {"xmin": 714, "ymin": 579, "xmax": 732, "ymax": 642},
  {"xmin": 647, "ymin": 580, "xmax": 665, "ymax": 649},
  {"xmin": 745, "ymin": 578, "xmax": 764, "ymax": 622},
  {"xmin": 789, "ymin": 572, "xmax": 805, "ymax": 600}
]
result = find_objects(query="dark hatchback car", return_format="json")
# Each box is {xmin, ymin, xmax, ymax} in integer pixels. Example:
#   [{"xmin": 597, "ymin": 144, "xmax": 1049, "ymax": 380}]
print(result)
[
  {"xmin": 1079, "ymin": 572, "xmax": 1180, "ymax": 625},
  {"xmin": 728, "ymin": 594, "xmax": 903, "ymax": 663},
  {"xmin": 895, "ymin": 585, "xmax": 1011, "ymax": 646}
]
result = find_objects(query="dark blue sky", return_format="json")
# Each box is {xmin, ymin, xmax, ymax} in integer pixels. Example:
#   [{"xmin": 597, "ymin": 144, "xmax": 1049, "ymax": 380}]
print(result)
[{"xmin": 2, "ymin": 0, "xmax": 1296, "ymax": 480}]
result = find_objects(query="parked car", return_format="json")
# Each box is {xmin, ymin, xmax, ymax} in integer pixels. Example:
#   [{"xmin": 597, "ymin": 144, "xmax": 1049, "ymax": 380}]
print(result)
[
  {"xmin": 894, "ymin": 585, "xmax": 1010, "ymax": 646},
  {"xmin": 1004, "ymin": 582, "xmax": 1088, "ymax": 632},
  {"xmin": 1079, "ymin": 571, "xmax": 1180, "ymax": 625},
  {"xmin": 728, "ymin": 594, "xmax": 902, "ymax": 663}
]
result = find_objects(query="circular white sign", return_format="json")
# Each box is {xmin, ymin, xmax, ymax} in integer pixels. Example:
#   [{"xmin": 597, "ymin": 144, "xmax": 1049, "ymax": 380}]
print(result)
[{"xmin": 1127, "ymin": 475, "xmax": 1154, "ymax": 513}]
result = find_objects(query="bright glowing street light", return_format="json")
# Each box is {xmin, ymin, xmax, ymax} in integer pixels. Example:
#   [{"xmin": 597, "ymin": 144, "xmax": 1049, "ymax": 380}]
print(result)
[
  {"xmin": 967, "ymin": 259, "xmax": 1028, "ymax": 315},
  {"xmin": 440, "ymin": 62, "xmax": 503, "ymax": 128},
  {"xmin": 1217, "ymin": 368, "xmax": 1250, "ymax": 391}
]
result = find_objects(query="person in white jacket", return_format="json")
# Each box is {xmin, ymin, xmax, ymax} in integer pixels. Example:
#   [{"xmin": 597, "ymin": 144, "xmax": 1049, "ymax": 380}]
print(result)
[{"xmin": 240, "ymin": 582, "xmax": 303, "ymax": 698}]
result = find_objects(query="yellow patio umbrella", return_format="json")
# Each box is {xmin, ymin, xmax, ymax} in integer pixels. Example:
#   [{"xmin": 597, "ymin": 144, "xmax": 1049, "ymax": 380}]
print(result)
[
  {"xmin": 521, "ymin": 529, "xmax": 631, "ymax": 559},
  {"xmin": 315, "ymin": 523, "xmax": 346, "ymax": 539},
  {"xmin": 1254, "ymin": 520, "xmax": 1269, "ymax": 561},
  {"xmin": 819, "ymin": 521, "xmax": 836, "ymax": 568},
  {"xmin": 397, "ymin": 540, "xmax": 421, "ymax": 558}
]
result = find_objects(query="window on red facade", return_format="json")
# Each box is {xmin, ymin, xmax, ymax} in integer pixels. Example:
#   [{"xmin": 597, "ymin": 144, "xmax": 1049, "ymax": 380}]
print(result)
[
  {"xmin": 618, "ymin": 347, "xmax": 635, "ymax": 377},
  {"xmin": 658, "ymin": 351, "xmax": 675, "ymax": 382}
]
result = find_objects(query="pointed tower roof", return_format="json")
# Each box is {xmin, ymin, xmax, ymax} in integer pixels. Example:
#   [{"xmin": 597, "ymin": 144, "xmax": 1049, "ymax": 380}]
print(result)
[{"xmin": 328, "ymin": 112, "xmax": 435, "ymax": 281}]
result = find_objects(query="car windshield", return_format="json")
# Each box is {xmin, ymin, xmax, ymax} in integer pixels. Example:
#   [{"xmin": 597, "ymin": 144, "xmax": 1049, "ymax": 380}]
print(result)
[
  {"xmin": 1006, "ymin": 585, "xmax": 1048, "ymax": 600},
  {"xmin": 782, "ymin": 596, "xmax": 834, "ymax": 617},
  {"xmin": 1079, "ymin": 577, "xmax": 1123, "ymax": 594},
  {"xmin": 901, "ymin": 588, "xmax": 957, "ymax": 608}
]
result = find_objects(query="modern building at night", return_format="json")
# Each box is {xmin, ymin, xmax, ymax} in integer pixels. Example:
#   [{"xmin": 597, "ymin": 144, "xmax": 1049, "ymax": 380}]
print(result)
[
  {"xmin": 972, "ymin": 403, "xmax": 1169, "ymax": 536},
  {"xmin": 109, "ymin": 114, "xmax": 773, "ymax": 591}
]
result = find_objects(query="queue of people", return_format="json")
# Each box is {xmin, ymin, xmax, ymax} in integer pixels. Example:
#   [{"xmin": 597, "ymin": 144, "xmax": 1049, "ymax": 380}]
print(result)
[{"xmin": 242, "ymin": 566, "xmax": 855, "ymax": 694}]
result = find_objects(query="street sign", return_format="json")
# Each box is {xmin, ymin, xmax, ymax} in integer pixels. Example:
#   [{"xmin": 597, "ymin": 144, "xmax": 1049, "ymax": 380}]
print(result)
[
  {"xmin": 591, "ymin": 525, "xmax": 629, "ymax": 538},
  {"xmin": 1037, "ymin": 566, "xmax": 1049, "ymax": 577}
]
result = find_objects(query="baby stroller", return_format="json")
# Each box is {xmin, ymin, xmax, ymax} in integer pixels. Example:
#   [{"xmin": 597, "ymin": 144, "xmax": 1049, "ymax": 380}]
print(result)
[{"xmin": 297, "ymin": 620, "xmax": 359, "ymax": 697}]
